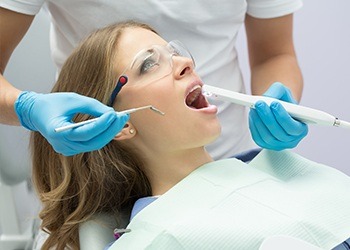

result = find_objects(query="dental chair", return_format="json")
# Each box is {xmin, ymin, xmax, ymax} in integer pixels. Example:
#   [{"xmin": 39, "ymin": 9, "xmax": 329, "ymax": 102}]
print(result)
[
  {"xmin": 0, "ymin": 125, "xmax": 40, "ymax": 250},
  {"xmin": 0, "ymin": 124, "xmax": 123, "ymax": 250},
  {"xmin": 79, "ymin": 213, "xmax": 128, "ymax": 250}
]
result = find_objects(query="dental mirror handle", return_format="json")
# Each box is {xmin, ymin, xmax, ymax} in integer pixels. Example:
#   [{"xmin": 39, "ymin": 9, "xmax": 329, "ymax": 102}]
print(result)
[
  {"xmin": 54, "ymin": 105, "xmax": 164, "ymax": 133},
  {"xmin": 203, "ymin": 85, "xmax": 349, "ymax": 128}
]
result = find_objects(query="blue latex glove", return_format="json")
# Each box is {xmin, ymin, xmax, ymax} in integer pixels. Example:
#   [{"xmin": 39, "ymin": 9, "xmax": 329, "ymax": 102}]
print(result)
[
  {"xmin": 249, "ymin": 82, "xmax": 308, "ymax": 151},
  {"xmin": 15, "ymin": 91, "xmax": 129, "ymax": 156}
]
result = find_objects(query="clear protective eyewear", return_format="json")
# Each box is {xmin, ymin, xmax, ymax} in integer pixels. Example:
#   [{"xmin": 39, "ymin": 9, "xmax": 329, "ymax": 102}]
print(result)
[{"xmin": 108, "ymin": 40, "xmax": 195, "ymax": 106}]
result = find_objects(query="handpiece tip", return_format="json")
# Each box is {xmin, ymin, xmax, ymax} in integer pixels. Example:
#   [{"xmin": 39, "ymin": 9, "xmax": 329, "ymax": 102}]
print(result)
[
  {"xmin": 202, "ymin": 91, "xmax": 213, "ymax": 97},
  {"xmin": 338, "ymin": 119, "xmax": 350, "ymax": 129}
]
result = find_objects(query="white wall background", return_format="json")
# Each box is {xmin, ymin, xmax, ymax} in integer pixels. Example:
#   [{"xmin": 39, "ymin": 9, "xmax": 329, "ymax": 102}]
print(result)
[
  {"xmin": 294, "ymin": 0, "xmax": 350, "ymax": 172},
  {"xmin": 0, "ymin": 0, "xmax": 349, "ymax": 238}
]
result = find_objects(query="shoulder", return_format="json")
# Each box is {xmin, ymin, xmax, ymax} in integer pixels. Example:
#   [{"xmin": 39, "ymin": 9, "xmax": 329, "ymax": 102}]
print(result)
[
  {"xmin": 0, "ymin": 0, "xmax": 45, "ymax": 15},
  {"xmin": 246, "ymin": 0, "xmax": 303, "ymax": 19}
]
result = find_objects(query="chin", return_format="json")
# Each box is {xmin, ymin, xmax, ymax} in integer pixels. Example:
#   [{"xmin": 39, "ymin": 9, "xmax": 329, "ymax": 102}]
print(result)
[
  {"xmin": 200, "ymin": 122, "xmax": 222, "ymax": 146},
  {"xmin": 209, "ymin": 129, "xmax": 222, "ymax": 144}
]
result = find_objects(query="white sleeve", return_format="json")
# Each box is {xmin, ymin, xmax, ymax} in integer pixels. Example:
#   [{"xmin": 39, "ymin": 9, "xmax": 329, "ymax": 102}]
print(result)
[
  {"xmin": 247, "ymin": 0, "xmax": 303, "ymax": 19},
  {"xmin": 0, "ymin": 0, "xmax": 45, "ymax": 15}
]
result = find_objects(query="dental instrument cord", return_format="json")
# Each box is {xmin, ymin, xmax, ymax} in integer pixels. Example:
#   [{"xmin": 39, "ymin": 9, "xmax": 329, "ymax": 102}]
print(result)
[
  {"xmin": 54, "ymin": 105, "xmax": 165, "ymax": 132},
  {"xmin": 337, "ymin": 119, "xmax": 350, "ymax": 129}
]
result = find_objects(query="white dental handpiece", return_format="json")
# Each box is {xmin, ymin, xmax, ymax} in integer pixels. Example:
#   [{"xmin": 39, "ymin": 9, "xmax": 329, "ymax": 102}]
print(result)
[{"xmin": 202, "ymin": 85, "xmax": 350, "ymax": 129}]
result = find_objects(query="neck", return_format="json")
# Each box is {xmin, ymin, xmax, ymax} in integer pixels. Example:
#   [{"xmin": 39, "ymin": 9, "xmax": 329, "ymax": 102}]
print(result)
[{"xmin": 143, "ymin": 147, "xmax": 213, "ymax": 195}]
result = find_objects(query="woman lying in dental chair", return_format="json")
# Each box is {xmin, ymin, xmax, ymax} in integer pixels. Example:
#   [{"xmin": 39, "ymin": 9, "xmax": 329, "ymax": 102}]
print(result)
[{"xmin": 30, "ymin": 21, "xmax": 350, "ymax": 250}]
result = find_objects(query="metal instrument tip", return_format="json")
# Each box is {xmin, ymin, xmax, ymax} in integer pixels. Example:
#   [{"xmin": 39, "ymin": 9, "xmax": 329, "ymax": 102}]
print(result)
[{"xmin": 150, "ymin": 106, "xmax": 165, "ymax": 116}]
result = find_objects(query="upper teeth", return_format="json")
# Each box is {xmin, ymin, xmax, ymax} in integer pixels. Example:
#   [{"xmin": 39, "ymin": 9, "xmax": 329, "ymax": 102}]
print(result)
[
  {"xmin": 189, "ymin": 85, "xmax": 201, "ymax": 93},
  {"xmin": 186, "ymin": 85, "xmax": 202, "ymax": 105}
]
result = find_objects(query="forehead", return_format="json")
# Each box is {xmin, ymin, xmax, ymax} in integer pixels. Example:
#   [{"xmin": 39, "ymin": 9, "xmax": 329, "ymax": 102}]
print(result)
[{"xmin": 116, "ymin": 27, "xmax": 167, "ymax": 72}]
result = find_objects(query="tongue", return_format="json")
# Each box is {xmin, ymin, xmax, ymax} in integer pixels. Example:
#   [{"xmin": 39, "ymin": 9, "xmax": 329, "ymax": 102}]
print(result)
[
  {"xmin": 186, "ymin": 90, "xmax": 208, "ymax": 109},
  {"xmin": 193, "ymin": 94, "xmax": 208, "ymax": 109},
  {"xmin": 185, "ymin": 90, "xmax": 200, "ymax": 107},
  {"xmin": 186, "ymin": 88, "xmax": 201, "ymax": 106}
]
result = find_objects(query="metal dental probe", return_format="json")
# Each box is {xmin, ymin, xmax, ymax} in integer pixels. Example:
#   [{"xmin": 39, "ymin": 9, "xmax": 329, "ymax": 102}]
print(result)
[{"xmin": 54, "ymin": 105, "xmax": 165, "ymax": 132}]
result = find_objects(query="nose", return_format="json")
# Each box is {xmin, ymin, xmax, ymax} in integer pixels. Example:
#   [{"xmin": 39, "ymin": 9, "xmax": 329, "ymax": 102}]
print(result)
[{"xmin": 172, "ymin": 56, "xmax": 194, "ymax": 79}]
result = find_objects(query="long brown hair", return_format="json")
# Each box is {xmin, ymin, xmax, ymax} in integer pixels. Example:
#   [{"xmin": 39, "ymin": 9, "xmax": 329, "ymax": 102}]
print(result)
[{"xmin": 31, "ymin": 21, "xmax": 156, "ymax": 250}]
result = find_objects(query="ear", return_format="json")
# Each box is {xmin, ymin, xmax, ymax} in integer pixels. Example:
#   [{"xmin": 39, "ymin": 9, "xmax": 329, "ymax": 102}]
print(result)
[{"xmin": 113, "ymin": 122, "xmax": 137, "ymax": 141}]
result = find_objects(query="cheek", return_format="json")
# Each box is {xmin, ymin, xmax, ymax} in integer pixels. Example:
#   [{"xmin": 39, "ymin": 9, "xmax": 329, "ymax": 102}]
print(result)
[
  {"xmin": 185, "ymin": 114, "xmax": 221, "ymax": 137},
  {"xmin": 122, "ymin": 83, "xmax": 174, "ymax": 109},
  {"xmin": 130, "ymin": 99, "xmax": 221, "ymax": 151},
  {"xmin": 156, "ymin": 113, "xmax": 222, "ymax": 148},
  {"xmin": 121, "ymin": 85, "xmax": 178, "ymax": 127}
]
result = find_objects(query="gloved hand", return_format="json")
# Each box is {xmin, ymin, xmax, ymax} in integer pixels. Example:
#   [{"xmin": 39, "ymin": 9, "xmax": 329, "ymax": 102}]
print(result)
[
  {"xmin": 249, "ymin": 82, "xmax": 308, "ymax": 151},
  {"xmin": 15, "ymin": 91, "xmax": 129, "ymax": 156}
]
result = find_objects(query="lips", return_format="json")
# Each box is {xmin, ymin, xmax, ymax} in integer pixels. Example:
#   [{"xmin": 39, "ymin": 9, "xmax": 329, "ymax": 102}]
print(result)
[{"xmin": 185, "ymin": 85, "xmax": 209, "ymax": 109}]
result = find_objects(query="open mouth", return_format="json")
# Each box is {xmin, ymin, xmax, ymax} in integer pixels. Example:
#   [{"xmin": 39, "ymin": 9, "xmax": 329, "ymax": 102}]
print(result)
[{"xmin": 185, "ymin": 85, "xmax": 209, "ymax": 109}]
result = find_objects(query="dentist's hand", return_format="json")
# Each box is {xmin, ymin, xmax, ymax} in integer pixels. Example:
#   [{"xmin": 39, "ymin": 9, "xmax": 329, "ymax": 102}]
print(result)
[
  {"xmin": 249, "ymin": 82, "xmax": 308, "ymax": 151},
  {"xmin": 15, "ymin": 91, "xmax": 129, "ymax": 156}
]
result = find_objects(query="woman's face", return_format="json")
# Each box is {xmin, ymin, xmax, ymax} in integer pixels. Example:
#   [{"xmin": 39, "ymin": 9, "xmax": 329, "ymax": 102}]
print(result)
[{"xmin": 114, "ymin": 27, "xmax": 221, "ymax": 153}]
